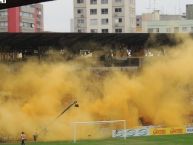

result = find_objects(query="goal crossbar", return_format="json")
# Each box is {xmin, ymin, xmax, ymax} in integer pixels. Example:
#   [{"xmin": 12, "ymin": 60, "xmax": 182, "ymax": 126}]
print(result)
[
  {"xmin": 72, "ymin": 120, "xmax": 126, "ymax": 124},
  {"xmin": 72, "ymin": 120, "xmax": 127, "ymax": 143}
]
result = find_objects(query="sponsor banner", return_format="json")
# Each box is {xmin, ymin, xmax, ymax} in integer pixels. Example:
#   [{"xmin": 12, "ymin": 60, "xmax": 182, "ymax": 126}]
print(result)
[
  {"xmin": 112, "ymin": 130, "xmax": 125, "ymax": 138},
  {"xmin": 169, "ymin": 127, "xmax": 186, "ymax": 135},
  {"xmin": 150, "ymin": 127, "xmax": 186, "ymax": 136},
  {"xmin": 126, "ymin": 128, "xmax": 149, "ymax": 137},
  {"xmin": 150, "ymin": 128, "xmax": 167, "ymax": 136},
  {"xmin": 112, "ymin": 127, "xmax": 150, "ymax": 138},
  {"xmin": 186, "ymin": 127, "xmax": 193, "ymax": 134},
  {"xmin": 113, "ymin": 126, "xmax": 187, "ymax": 138}
]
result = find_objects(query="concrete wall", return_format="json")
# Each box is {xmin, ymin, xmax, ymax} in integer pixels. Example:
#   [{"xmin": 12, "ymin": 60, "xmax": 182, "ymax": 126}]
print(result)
[{"xmin": 143, "ymin": 20, "xmax": 193, "ymax": 33}]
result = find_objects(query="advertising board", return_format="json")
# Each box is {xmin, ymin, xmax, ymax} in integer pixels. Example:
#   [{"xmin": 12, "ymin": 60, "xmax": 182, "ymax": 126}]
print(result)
[
  {"xmin": 186, "ymin": 127, "xmax": 193, "ymax": 134},
  {"xmin": 112, "ymin": 127, "xmax": 150, "ymax": 138},
  {"xmin": 150, "ymin": 127, "xmax": 186, "ymax": 135}
]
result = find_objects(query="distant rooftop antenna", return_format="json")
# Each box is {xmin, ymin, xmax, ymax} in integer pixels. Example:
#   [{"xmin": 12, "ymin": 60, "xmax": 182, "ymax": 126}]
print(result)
[
  {"xmin": 149, "ymin": 0, "xmax": 152, "ymax": 9},
  {"xmin": 178, "ymin": 0, "xmax": 181, "ymax": 15},
  {"xmin": 153, "ymin": 0, "xmax": 156, "ymax": 10},
  {"xmin": 146, "ymin": 0, "xmax": 152, "ymax": 12},
  {"xmin": 161, "ymin": 5, "xmax": 166, "ymax": 14},
  {"xmin": 153, "ymin": 0, "xmax": 159, "ymax": 11}
]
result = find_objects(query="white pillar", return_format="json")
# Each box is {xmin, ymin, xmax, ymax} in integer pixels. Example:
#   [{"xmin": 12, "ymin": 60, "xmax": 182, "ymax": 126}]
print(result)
[
  {"xmin": 73, "ymin": 123, "xmax": 77, "ymax": 143},
  {"xmin": 123, "ymin": 120, "xmax": 127, "ymax": 140}
]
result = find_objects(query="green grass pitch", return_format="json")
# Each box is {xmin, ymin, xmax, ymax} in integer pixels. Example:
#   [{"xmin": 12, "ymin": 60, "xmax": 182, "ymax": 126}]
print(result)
[{"xmin": 5, "ymin": 134, "xmax": 193, "ymax": 145}]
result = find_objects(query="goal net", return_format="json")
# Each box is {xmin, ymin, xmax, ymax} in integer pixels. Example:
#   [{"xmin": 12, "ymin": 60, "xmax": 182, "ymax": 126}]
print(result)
[{"xmin": 72, "ymin": 120, "xmax": 126, "ymax": 143}]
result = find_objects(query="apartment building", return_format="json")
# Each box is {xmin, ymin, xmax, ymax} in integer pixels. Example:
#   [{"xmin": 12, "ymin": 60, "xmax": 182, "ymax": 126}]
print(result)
[
  {"xmin": 137, "ymin": 10, "xmax": 189, "ymax": 33},
  {"xmin": 143, "ymin": 20, "xmax": 193, "ymax": 33},
  {"xmin": 0, "ymin": 4, "xmax": 43, "ymax": 32},
  {"xmin": 136, "ymin": 10, "xmax": 160, "ymax": 33},
  {"xmin": 73, "ymin": 0, "xmax": 136, "ymax": 33}
]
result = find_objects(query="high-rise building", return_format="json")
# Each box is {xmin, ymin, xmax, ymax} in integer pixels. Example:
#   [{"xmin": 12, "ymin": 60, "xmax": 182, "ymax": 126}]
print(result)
[
  {"xmin": 73, "ymin": 0, "xmax": 136, "ymax": 33},
  {"xmin": 0, "ymin": 4, "xmax": 43, "ymax": 32}
]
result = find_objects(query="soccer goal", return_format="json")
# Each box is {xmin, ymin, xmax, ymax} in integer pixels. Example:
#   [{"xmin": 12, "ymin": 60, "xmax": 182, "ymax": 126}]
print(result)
[{"xmin": 72, "ymin": 120, "xmax": 126, "ymax": 143}]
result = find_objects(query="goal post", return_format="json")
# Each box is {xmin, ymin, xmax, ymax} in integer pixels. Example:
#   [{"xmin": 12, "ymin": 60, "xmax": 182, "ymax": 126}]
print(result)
[{"xmin": 72, "ymin": 120, "xmax": 127, "ymax": 143}]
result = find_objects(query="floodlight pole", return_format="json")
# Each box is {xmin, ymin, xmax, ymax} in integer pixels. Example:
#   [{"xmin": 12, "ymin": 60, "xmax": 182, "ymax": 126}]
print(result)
[
  {"xmin": 55, "ymin": 101, "xmax": 79, "ymax": 120},
  {"xmin": 39, "ymin": 101, "xmax": 79, "ymax": 136}
]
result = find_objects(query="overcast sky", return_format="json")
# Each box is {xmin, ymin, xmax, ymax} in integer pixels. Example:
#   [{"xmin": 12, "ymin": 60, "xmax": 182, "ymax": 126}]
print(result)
[{"xmin": 43, "ymin": 0, "xmax": 193, "ymax": 32}]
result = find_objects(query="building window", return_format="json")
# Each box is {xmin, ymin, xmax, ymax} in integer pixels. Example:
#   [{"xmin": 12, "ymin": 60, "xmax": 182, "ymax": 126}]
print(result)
[
  {"xmin": 174, "ymin": 27, "xmax": 179, "ymax": 33},
  {"xmin": 155, "ymin": 28, "xmax": 159, "ymax": 33},
  {"xmin": 77, "ymin": 19, "xmax": 84, "ymax": 24},
  {"xmin": 77, "ymin": 9, "xmax": 83, "ymax": 14},
  {"xmin": 191, "ymin": 27, "xmax": 193, "ymax": 32},
  {"xmin": 90, "ymin": 9, "xmax": 97, "ymax": 15},
  {"xmin": 137, "ymin": 18, "xmax": 141, "ymax": 22},
  {"xmin": 78, "ymin": 29, "xmax": 83, "ymax": 32},
  {"xmin": 90, "ymin": 0, "xmax": 97, "ymax": 4},
  {"xmin": 115, "ymin": 28, "xmax": 122, "ymax": 33},
  {"xmin": 101, "ymin": 9, "xmax": 108, "ymax": 14},
  {"xmin": 0, "ymin": 21, "xmax": 8, "ymax": 27},
  {"xmin": 115, "ymin": 0, "xmax": 122, "ymax": 3},
  {"xmin": 90, "ymin": 19, "xmax": 98, "ymax": 25},
  {"xmin": 101, "ymin": 18, "xmax": 108, "ymax": 25},
  {"xmin": 132, "ymin": 8, "xmax": 135, "ymax": 15},
  {"xmin": 21, "ymin": 5, "xmax": 34, "ymax": 9},
  {"xmin": 166, "ymin": 28, "xmax": 171, "ymax": 33},
  {"xmin": 102, "ymin": 29, "xmax": 108, "ymax": 33},
  {"xmin": 182, "ymin": 27, "xmax": 187, "ymax": 32},
  {"xmin": 31, "ymin": 23, "xmax": 34, "ymax": 28},
  {"xmin": 101, "ymin": 0, "xmax": 108, "ymax": 4},
  {"xmin": 130, "ymin": 18, "xmax": 135, "ymax": 25},
  {"xmin": 115, "ymin": 18, "xmax": 122, "ymax": 24},
  {"xmin": 118, "ymin": 18, "xmax": 122, "ymax": 23},
  {"xmin": 20, "ymin": 12, "xmax": 33, "ymax": 18},
  {"xmin": 77, "ymin": 0, "xmax": 84, "ymax": 3},
  {"xmin": 21, "ymin": 22, "xmax": 34, "ymax": 28},
  {"xmin": 115, "ymin": 8, "xmax": 122, "ymax": 13},
  {"xmin": 90, "ymin": 29, "xmax": 98, "ymax": 33},
  {"xmin": 148, "ymin": 28, "xmax": 153, "ymax": 33},
  {"xmin": 0, "ymin": 11, "xmax": 7, "ymax": 16}
]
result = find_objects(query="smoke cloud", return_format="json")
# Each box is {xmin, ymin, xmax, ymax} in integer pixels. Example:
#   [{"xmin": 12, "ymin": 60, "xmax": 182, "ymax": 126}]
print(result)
[{"xmin": 0, "ymin": 35, "xmax": 193, "ymax": 141}]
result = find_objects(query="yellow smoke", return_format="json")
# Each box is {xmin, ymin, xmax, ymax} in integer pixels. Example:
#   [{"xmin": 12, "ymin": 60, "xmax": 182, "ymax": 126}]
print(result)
[{"xmin": 0, "ymin": 35, "xmax": 193, "ymax": 141}]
